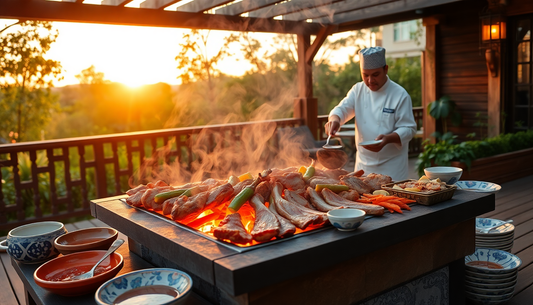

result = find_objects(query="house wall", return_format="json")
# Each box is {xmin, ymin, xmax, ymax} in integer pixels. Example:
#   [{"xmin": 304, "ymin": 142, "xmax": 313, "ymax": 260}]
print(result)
[
  {"xmin": 382, "ymin": 21, "xmax": 425, "ymax": 59},
  {"xmin": 437, "ymin": 1, "xmax": 488, "ymax": 140}
]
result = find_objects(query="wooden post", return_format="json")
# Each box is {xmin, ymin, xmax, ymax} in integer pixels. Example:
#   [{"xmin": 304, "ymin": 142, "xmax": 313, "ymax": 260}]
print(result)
[
  {"xmin": 422, "ymin": 17, "xmax": 439, "ymax": 143},
  {"xmin": 487, "ymin": 47, "xmax": 502, "ymax": 137},
  {"xmin": 93, "ymin": 142, "xmax": 108, "ymax": 198},
  {"xmin": 294, "ymin": 27, "xmax": 335, "ymax": 139}
]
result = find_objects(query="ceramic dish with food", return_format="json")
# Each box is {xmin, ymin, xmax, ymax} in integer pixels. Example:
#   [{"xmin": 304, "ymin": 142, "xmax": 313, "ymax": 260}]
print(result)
[
  {"xmin": 423, "ymin": 166, "xmax": 463, "ymax": 184},
  {"xmin": 456, "ymin": 181, "xmax": 501, "ymax": 194},
  {"xmin": 54, "ymin": 227, "xmax": 118, "ymax": 255},
  {"xmin": 465, "ymin": 248, "xmax": 521, "ymax": 274},
  {"xmin": 95, "ymin": 268, "xmax": 192, "ymax": 305},
  {"xmin": 34, "ymin": 250, "xmax": 124, "ymax": 296}
]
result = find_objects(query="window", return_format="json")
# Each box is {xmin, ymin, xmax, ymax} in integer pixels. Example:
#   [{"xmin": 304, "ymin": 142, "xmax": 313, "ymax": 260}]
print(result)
[
  {"xmin": 393, "ymin": 20, "xmax": 418, "ymax": 42},
  {"xmin": 510, "ymin": 15, "xmax": 533, "ymax": 131}
]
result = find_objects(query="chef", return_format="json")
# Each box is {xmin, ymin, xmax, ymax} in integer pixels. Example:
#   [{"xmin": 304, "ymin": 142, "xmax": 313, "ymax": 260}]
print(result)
[{"xmin": 325, "ymin": 46, "xmax": 417, "ymax": 181}]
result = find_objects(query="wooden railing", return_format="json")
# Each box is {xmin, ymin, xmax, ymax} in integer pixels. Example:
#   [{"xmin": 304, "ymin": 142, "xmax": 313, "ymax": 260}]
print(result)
[
  {"xmin": 0, "ymin": 109, "xmax": 424, "ymax": 231},
  {"xmin": 0, "ymin": 118, "xmax": 303, "ymax": 231}
]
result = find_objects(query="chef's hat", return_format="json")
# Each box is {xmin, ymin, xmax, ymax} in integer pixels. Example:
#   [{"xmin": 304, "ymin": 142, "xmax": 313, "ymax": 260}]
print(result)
[{"xmin": 360, "ymin": 47, "xmax": 386, "ymax": 69}]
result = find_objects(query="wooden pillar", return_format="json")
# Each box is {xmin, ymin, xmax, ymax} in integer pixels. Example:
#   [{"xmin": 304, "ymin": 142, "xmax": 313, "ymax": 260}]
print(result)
[
  {"xmin": 294, "ymin": 34, "xmax": 317, "ymax": 138},
  {"xmin": 487, "ymin": 47, "xmax": 502, "ymax": 137},
  {"xmin": 422, "ymin": 17, "xmax": 439, "ymax": 143},
  {"xmin": 294, "ymin": 26, "xmax": 335, "ymax": 139}
]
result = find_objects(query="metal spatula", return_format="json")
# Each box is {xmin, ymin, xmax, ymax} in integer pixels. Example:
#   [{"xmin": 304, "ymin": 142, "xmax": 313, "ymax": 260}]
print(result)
[
  {"xmin": 323, "ymin": 134, "xmax": 343, "ymax": 149},
  {"xmin": 71, "ymin": 239, "xmax": 124, "ymax": 281}
]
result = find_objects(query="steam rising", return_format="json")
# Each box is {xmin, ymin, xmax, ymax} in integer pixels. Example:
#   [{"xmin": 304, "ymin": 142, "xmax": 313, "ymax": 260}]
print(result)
[{"xmin": 129, "ymin": 75, "xmax": 314, "ymax": 187}]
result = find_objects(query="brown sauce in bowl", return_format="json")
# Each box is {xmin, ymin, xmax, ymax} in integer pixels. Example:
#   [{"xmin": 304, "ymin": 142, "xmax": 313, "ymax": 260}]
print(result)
[{"xmin": 466, "ymin": 261, "xmax": 504, "ymax": 269}]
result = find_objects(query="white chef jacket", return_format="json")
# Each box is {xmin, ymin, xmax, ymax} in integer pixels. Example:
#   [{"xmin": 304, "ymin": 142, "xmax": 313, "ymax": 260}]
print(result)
[{"xmin": 329, "ymin": 76, "xmax": 417, "ymax": 181}]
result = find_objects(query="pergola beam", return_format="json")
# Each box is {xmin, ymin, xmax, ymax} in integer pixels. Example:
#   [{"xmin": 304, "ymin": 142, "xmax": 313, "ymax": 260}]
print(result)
[
  {"xmin": 0, "ymin": 0, "xmax": 322, "ymax": 35},
  {"xmin": 215, "ymin": 0, "xmax": 283, "ymax": 16}
]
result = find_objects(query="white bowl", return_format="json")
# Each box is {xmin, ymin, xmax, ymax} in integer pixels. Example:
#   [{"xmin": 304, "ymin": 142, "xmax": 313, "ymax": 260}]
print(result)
[
  {"xmin": 465, "ymin": 248, "xmax": 522, "ymax": 274},
  {"xmin": 327, "ymin": 209, "xmax": 366, "ymax": 231},
  {"xmin": 424, "ymin": 166, "xmax": 463, "ymax": 184},
  {"xmin": 95, "ymin": 268, "xmax": 192, "ymax": 305},
  {"xmin": 456, "ymin": 181, "xmax": 501, "ymax": 194}
]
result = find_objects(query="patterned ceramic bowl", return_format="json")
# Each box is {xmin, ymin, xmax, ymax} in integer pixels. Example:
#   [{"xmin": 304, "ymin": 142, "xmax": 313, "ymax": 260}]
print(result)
[
  {"xmin": 475, "ymin": 218, "xmax": 515, "ymax": 236},
  {"xmin": 95, "ymin": 268, "xmax": 193, "ymax": 305},
  {"xmin": 423, "ymin": 166, "xmax": 463, "ymax": 184},
  {"xmin": 465, "ymin": 284, "xmax": 515, "ymax": 296},
  {"xmin": 465, "ymin": 290, "xmax": 514, "ymax": 303},
  {"xmin": 464, "ymin": 273, "xmax": 517, "ymax": 285},
  {"xmin": 456, "ymin": 181, "xmax": 501, "ymax": 194},
  {"xmin": 327, "ymin": 208, "xmax": 366, "ymax": 231},
  {"xmin": 465, "ymin": 268, "xmax": 517, "ymax": 280},
  {"xmin": 0, "ymin": 221, "xmax": 67, "ymax": 264},
  {"xmin": 465, "ymin": 248, "xmax": 521, "ymax": 274},
  {"xmin": 465, "ymin": 278, "xmax": 517, "ymax": 290}
]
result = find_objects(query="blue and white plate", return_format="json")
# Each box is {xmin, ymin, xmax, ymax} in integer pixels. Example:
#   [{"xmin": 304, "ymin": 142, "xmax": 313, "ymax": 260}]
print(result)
[
  {"xmin": 465, "ymin": 248, "xmax": 521, "ymax": 274},
  {"xmin": 465, "ymin": 290, "xmax": 514, "ymax": 303},
  {"xmin": 465, "ymin": 278, "xmax": 517, "ymax": 290},
  {"xmin": 475, "ymin": 218, "xmax": 515, "ymax": 236},
  {"xmin": 95, "ymin": 268, "xmax": 192, "ymax": 305},
  {"xmin": 456, "ymin": 181, "xmax": 501, "ymax": 194}
]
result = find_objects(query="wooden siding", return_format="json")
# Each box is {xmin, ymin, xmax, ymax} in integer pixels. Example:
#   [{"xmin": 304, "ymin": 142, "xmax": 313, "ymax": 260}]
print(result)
[{"xmin": 437, "ymin": 0, "xmax": 489, "ymax": 140}]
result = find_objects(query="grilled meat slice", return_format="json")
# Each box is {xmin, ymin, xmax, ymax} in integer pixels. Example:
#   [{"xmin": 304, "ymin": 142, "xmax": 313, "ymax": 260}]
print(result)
[
  {"xmin": 308, "ymin": 177, "xmax": 340, "ymax": 189},
  {"xmin": 126, "ymin": 184, "xmax": 148, "ymax": 196},
  {"xmin": 274, "ymin": 172, "xmax": 306, "ymax": 195},
  {"xmin": 147, "ymin": 180, "xmax": 169, "ymax": 188},
  {"xmin": 362, "ymin": 173, "xmax": 392, "ymax": 191},
  {"xmin": 340, "ymin": 176, "xmax": 374, "ymax": 194},
  {"xmin": 213, "ymin": 213, "xmax": 252, "ymax": 244},
  {"xmin": 141, "ymin": 186, "xmax": 172, "ymax": 210},
  {"xmin": 338, "ymin": 190, "xmax": 360, "ymax": 202},
  {"xmin": 284, "ymin": 189, "xmax": 313, "ymax": 209},
  {"xmin": 321, "ymin": 188, "xmax": 384, "ymax": 216},
  {"xmin": 249, "ymin": 194, "xmax": 280, "ymax": 242},
  {"xmin": 201, "ymin": 178, "xmax": 222, "ymax": 189},
  {"xmin": 323, "ymin": 169, "xmax": 350, "ymax": 180},
  {"xmin": 162, "ymin": 195, "xmax": 187, "ymax": 215},
  {"xmin": 233, "ymin": 179, "xmax": 253, "ymax": 195},
  {"xmin": 126, "ymin": 190, "xmax": 145, "ymax": 207},
  {"xmin": 306, "ymin": 187, "xmax": 338, "ymax": 212},
  {"xmin": 205, "ymin": 183, "xmax": 234, "ymax": 210},
  {"xmin": 255, "ymin": 181, "xmax": 272, "ymax": 202},
  {"xmin": 171, "ymin": 192, "xmax": 209, "ymax": 222},
  {"xmin": 271, "ymin": 183, "xmax": 318, "ymax": 229},
  {"xmin": 270, "ymin": 167, "xmax": 298, "ymax": 177},
  {"xmin": 268, "ymin": 199, "xmax": 296, "ymax": 237},
  {"xmin": 345, "ymin": 169, "xmax": 365, "ymax": 177}
]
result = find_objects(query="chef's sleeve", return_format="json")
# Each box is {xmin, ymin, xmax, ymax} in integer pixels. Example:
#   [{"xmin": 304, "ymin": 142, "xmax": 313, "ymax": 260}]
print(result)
[
  {"xmin": 393, "ymin": 94, "xmax": 417, "ymax": 147},
  {"xmin": 329, "ymin": 85, "xmax": 356, "ymax": 124}
]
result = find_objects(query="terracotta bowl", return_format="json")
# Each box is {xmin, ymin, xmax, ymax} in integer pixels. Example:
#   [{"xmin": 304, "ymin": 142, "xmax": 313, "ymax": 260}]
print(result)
[
  {"xmin": 54, "ymin": 227, "xmax": 118, "ymax": 255},
  {"xmin": 34, "ymin": 250, "xmax": 124, "ymax": 296}
]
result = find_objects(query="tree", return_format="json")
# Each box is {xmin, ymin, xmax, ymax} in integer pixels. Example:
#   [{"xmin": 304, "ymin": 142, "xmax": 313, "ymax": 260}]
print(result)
[
  {"xmin": 0, "ymin": 20, "xmax": 62, "ymax": 142},
  {"xmin": 175, "ymin": 30, "xmax": 239, "ymax": 95},
  {"xmin": 76, "ymin": 65, "xmax": 107, "ymax": 85}
]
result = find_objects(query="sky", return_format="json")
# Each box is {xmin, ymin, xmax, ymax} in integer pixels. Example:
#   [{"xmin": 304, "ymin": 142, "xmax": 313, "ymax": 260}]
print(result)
[{"xmin": 0, "ymin": 17, "xmax": 360, "ymax": 88}]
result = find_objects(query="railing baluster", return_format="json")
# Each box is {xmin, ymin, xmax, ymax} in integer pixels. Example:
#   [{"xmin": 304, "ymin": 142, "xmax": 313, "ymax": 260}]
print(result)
[
  {"xmin": 78, "ymin": 145, "xmax": 89, "ymax": 210},
  {"xmin": 46, "ymin": 149, "xmax": 58, "ymax": 216},
  {"xmin": 112, "ymin": 141, "xmax": 121, "ymax": 194},
  {"xmin": 93, "ymin": 142, "xmax": 107, "ymax": 198},
  {"xmin": 29, "ymin": 150, "xmax": 42, "ymax": 218}
]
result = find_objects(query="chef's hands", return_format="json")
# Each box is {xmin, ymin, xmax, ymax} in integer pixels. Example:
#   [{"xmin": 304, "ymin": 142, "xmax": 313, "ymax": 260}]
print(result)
[
  {"xmin": 362, "ymin": 133, "xmax": 401, "ymax": 152},
  {"xmin": 325, "ymin": 115, "xmax": 341, "ymax": 136}
]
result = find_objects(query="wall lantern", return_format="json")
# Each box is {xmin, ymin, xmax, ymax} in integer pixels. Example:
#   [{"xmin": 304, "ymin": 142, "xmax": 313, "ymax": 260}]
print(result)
[{"xmin": 480, "ymin": 12, "xmax": 506, "ymax": 77}]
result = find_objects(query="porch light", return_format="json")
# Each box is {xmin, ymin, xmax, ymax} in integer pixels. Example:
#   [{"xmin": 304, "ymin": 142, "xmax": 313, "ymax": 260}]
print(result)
[{"xmin": 480, "ymin": 12, "xmax": 507, "ymax": 78}]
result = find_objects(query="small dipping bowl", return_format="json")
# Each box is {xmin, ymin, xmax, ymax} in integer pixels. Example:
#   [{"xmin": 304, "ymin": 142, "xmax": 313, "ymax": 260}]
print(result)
[
  {"xmin": 95, "ymin": 268, "xmax": 193, "ymax": 305},
  {"xmin": 34, "ymin": 250, "xmax": 124, "ymax": 296},
  {"xmin": 424, "ymin": 166, "xmax": 463, "ymax": 184},
  {"xmin": 54, "ymin": 227, "xmax": 118, "ymax": 255},
  {"xmin": 464, "ymin": 248, "xmax": 521, "ymax": 275},
  {"xmin": 327, "ymin": 208, "xmax": 366, "ymax": 231}
]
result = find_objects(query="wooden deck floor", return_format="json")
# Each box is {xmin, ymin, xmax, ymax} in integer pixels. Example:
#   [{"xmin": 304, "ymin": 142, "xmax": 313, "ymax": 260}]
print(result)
[{"xmin": 1, "ymin": 175, "xmax": 532, "ymax": 305}]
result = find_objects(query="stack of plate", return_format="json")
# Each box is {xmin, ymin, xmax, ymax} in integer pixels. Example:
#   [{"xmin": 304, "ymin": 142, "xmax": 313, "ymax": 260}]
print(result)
[
  {"xmin": 476, "ymin": 218, "xmax": 515, "ymax": 252},
  {"xmin": 464, "ymin": 248, "xmax": 522, "ymax": 305}
]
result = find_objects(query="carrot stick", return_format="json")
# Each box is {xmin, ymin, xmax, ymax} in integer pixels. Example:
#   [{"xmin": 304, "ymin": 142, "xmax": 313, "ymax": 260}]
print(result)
[{"xmin": 373, "ymin": 201, "xmax": 403, "ymax": 213}]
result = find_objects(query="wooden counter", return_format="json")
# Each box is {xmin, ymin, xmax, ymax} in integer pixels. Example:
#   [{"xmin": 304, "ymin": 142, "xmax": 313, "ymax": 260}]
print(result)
[{"xmin": 91, "ymin": 190, "xmax": 495, "ymax": 304}]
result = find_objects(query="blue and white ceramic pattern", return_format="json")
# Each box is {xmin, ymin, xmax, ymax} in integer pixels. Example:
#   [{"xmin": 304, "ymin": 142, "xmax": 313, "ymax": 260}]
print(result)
[
  {"xmin": 0, "ymin": 221, "xmax": 67, "ymax": 264},
  {"xmin": 465, "ymin": 248, "xmax": 521, "ymax": 274},
  {"xmin": 327, "ymin": 209, "xmax": 366, "ymax": 232},
  {"xmin": 476, "ymin": 218, "xmax": 515, "ymax": 236},
  {"xmin": 456, "ymin": 181, "xmax": 501, "ymax": 194},
  {"xmin": 465, "ymin": 268, "xmax": 516, "ymax": 280},
  {"xmin": 95, "ymin": 268, "xmax": 192, "ymax": 305}
]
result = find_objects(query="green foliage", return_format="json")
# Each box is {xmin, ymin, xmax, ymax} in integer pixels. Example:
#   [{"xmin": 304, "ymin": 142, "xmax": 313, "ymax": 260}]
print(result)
[
  {"xmin": 387, "ymin": 56, "xmax": 421, "ymax": 107},
  {"xmin": 427, "ymin": 96, "xmax": 461, "ymax": 138},
  {"xmin": 416, "ymin": 130, "xmax": 533, "ymax": 176},
  {"xmin": 76, "ymin": 65, "xmax": 108, "ymax": 85},
  {"xmin": 0, "ymin": 20, "xmax": 62, "ymax": 142}
]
